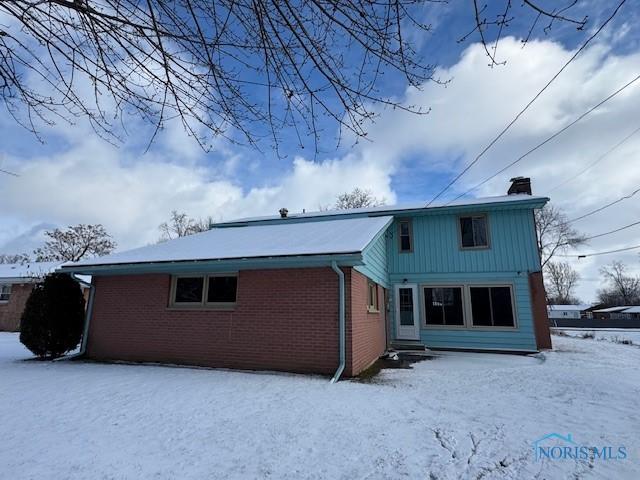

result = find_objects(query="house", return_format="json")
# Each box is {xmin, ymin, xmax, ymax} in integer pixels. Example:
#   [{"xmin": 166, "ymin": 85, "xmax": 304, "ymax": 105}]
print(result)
[
  {"xmin": 0, "ymin": 262, "xmax": 63, "ymax": 331},
  {"xmin": 591, "ymin": 306, "xmax": 640, "ymax": 321},
  {"xmin": 547, "ymin": 304, "xmax": 590, "ymax": 325},
  {"xmin": 60, "ymin": 179, "xmax": 551, "ymax": 379}
]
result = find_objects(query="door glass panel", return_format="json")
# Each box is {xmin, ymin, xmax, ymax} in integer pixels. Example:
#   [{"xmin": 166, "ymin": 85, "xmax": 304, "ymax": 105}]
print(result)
[{"xmin": 399, "ymin": 288, "xmax": 414, "ymax": 326}]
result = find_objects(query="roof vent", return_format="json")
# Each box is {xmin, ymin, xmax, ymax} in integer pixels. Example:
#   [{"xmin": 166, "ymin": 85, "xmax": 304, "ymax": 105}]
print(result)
[
  {"xmin": 279, "ymin": 207, "xmax": 289, "ymax": 218},
  {"xmin": 508, "ymin": 177, "xmax": 531, "ymax": 195}
]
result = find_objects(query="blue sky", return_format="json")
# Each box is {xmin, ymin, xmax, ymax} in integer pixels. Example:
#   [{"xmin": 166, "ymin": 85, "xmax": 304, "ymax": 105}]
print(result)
[{"xmin": 1, "ymin": 1, "xmax": 639, "ymax": 301}]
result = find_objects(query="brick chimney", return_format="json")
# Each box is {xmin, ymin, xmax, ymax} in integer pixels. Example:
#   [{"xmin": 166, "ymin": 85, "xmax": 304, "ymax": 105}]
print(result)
[{"xmin": 508, "ymin": 177, "xmax": 531, "ymax": 195}]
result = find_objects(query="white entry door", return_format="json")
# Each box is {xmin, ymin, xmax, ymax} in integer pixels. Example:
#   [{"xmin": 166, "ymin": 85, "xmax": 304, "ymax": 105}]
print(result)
[{"xmin": 395, "ymin": 284, "xmax": 420, "ymax": 340}]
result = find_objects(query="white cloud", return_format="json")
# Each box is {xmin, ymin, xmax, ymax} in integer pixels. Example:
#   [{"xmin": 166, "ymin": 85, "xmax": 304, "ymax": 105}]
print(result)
[{"xmin": 2, "ymin": 36, "xmax": 640, "ymax": 302}]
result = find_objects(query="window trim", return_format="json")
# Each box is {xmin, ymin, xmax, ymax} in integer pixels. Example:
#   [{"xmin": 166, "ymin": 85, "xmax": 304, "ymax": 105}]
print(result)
[
  {"xmin": 420, "ymin": 284, "xmax": 467, "ymax": 329},
  {"xmin": 397, "ymin": 218, "xmax": 413, "ymax": 253},
  {"xmin": 468, "ymin": 284, "xmax": 518, "ymax": 330},
  {"xmin": 458, "ymin": 213, "xmax": 490, "ymax": 250},
  {"xmin": 0, "ymin": 284, "xmax": 11, "ymax": 303},
  {"xmin": 367, "ymin": 281, "xmax": 379, "ymax": 313},
  {"xmin": 419, "ymin": 283, "xmax": 518, "ymax": 330},
  {"xmin": 169, "ymin": 273, "xmax": 238, "ymax": 309}
]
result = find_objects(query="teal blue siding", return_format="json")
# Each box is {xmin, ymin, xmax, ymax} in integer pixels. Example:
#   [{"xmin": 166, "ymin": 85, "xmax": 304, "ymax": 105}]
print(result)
[
  {"xmin": 354, "ymin": 226, "xmax": 390, "ymax": 287},
  {"xmin": 385, "ymin": 206, "xmax": 543, "ymax": 352},
  {"xmin": 387, "ymin": 208, "xmax": 540, "ymax": 274}
]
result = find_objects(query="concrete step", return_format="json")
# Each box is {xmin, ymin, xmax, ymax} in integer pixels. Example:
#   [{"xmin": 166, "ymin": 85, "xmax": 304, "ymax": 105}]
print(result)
[{"xmin": 390, "ymin": 341, "xmax": 426, "ymax": 351}]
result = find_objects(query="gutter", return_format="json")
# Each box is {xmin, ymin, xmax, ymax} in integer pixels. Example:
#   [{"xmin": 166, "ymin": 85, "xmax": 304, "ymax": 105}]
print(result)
[{"xmin": 330, "ymin": 261, "xmax": 346, "ymax": 383}]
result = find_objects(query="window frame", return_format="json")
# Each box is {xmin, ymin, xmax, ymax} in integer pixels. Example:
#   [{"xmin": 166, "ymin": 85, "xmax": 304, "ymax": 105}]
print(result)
[
  {"xmin": 419, "ymin": 283, "xmax": 518, "ymax": 330},
  {"xmin": 420, "ymin": 284, "xmax": 466, "ymax": 329},
  {"xmin": 397, "ymin": 218, "xmax": 413, "ymax": 253},
  {"xmin": 458, "ymin": 213, "xmax": 490, "ymax": 250},
  {"xmin": 468, "ymin": 284, "xmax": 518, "ymax": 330},
  {"xmin": 169, "ymin": 273, "xmax": 238, "ymax": 309},
  {"xmin": 367, "ymin": 281, "xmax": 379, "ymax": 313},
  {"xmin": 0, "ymin": 284, "xmax": 11, "ymax": 303}
]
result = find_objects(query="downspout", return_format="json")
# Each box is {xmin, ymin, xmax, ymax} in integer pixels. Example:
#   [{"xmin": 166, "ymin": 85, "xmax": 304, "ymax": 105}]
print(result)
[{"xmin": 330, "ymin": 261, "xmax": 346, "ymax": 383}]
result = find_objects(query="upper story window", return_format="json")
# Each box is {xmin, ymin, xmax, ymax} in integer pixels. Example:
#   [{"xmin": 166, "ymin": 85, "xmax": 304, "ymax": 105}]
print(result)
[
  {"xmin": 459, "ymin": 215, "xmax": 489, "ymax": 249},
  {"xmin": 171, "ymin": 274, "xmax": 237, "ymax": 307},
  {"xmin": 367, "ymin": 281, "xmax": 379, "ymax": 312},
  {"xmin": 0, "ymin": 284, "xmax": 11, "ymax": 302},
  {"xmin": 398, "ymin": 219, "xmax": 413, "ymax": 252}
]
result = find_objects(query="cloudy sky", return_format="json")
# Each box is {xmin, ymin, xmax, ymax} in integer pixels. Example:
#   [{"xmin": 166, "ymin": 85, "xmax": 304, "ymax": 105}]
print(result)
[{"xmin": 1, "ymin": 1, "xmax": 639, "ymax": 302}]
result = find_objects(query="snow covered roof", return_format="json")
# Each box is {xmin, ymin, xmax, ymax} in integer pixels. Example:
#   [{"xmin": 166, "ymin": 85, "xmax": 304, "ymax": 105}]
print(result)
[
  {"xmin": 63, "ymin": 216, "xmax": 394, "ymax": 269},
  {"xmin": 592, "ymin": 306, "xmax": 634, "ymax": 313},
  {"xmin": 622, "ymin": 306, "xmax": 640, "ymax": 313},
  {"xmin": 0, "ymin": 261, "xmax": 63, "ymax": 282},
  {"xmin": 547, "ymin": 304, "xmax": 590, "ymax": 311},
  {"xmin": 216, "ymin": 194, "xmax": 548, "ymax": 226}
]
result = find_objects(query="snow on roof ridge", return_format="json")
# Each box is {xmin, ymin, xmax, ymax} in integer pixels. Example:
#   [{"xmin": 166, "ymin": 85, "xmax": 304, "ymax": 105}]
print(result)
[
  {"xmin": 0, "ymin": 261, "xmax": 63, "ymax": 280},
  {"xmin": 216, "ymin": 194, "xmax": 548, "ymax": 225}
]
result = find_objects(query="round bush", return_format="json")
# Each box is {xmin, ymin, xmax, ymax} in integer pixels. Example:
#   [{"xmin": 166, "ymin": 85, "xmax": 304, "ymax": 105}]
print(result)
[{"xmin": 19, "ymin": 273, "xmax": 86, "ymax": 359}]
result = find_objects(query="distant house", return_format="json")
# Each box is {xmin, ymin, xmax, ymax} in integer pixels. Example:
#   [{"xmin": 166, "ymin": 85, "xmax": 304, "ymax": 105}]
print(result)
[
  {"xmin": 0, "ymin": 262, "xmax": 62, "ymax": 331},
  {"xmin": 547, "ymin": 304, "xmax": 590, "ymax": 322},
  {"xmin": 61, "ymin": 179, "xmax": 551, "ymax": 379},
  {"xmin": 591, "ymin": 306, "xmax": 640, "ymax": 321}
]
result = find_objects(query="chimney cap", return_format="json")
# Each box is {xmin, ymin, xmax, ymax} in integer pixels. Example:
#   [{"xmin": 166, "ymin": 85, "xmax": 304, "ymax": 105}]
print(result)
[
  {"xmin": 279, "ymin": 207, "xmax": 289, "ymax": 218},
  {"xmin": 508, "ymin": 177, "xmax": 532, "ymax": 195}
]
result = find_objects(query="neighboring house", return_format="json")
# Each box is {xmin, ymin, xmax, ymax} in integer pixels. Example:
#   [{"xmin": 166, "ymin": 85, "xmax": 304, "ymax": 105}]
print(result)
[
  {"xmin": 591, "ymin": 306, "xmax": 639, "ymax": 320},
  {"xmin": 547, "ymin": 305, "xmax": 590, "ymax": 323},
  {"xmin": 0, "ymin": 262, "xmax": 62, "ymax": 331},
  {"xmin": 61, "ymin": 179, "xmax": 551, "ymax": 378}
]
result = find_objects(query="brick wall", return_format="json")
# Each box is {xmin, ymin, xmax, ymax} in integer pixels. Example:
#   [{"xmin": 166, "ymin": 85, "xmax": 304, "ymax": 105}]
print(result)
[
  {"xmin": 346, "ymin": 269, "xmax": 387, "ymax": 376},
  {"xmin": 0, "ymin": 283, "xmax": 33, "ymax": 332},
  {"xmin": 88, "ymin": 268, "xmax": 344, "ymax": 375},
  {"xmin": 529, "ymin": 271, "xmax": 552, "ymax": 350}
]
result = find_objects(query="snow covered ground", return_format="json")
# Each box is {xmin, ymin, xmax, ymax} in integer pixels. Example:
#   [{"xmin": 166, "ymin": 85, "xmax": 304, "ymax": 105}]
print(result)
[
  {"xmin": 1, "ymin": 332, "xmax": 639, "ymax": 479},
  {"xmin": 553, "ymin": 327, "xmax": 640, "ymax": 345}
]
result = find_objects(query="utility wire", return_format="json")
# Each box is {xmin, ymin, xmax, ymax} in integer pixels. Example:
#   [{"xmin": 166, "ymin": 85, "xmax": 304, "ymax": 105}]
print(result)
[
  {"xmin": 425, "ymin": 0, "xmax": 628, "ymax": 207},
  {"xmin": 446, "ymin": 73, "xmax": 640, "ymax": 203},
  {"xmin": 558, "ymin": 243, "xmax": 640, "ymax": 258},
  {"xmin": 0, "ymin": 168, "xmax": 19, "ymax": 177},
  {"xmin": 582, "ymin": 219, "xmax": 640, "ymax": 241},
  {"xmin": 569, "ymin": 187, "xmax": 640, "ymax": 223},
  {"xmin": 546, "ymin": 124, "xmax": 640, "ymax": 194}
]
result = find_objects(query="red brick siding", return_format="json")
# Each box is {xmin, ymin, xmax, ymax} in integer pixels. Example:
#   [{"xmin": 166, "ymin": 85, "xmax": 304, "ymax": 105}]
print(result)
[
  {"xmin": 0, "ymin": 283, "xmax": 33, "ymax": 332},
  {"xmin": 88, "ymin": 268, "xmax": 342, "ymax": 374},
  {"xmin": 529, "ymin": 271, "xmax": 552, "ymax": 350},
  {"xmin": 345, "ymin": 270, "xmax": 386, "ymax": 376}
]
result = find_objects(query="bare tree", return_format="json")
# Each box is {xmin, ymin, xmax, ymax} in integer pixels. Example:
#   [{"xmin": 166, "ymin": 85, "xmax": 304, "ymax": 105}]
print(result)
[
  {"xmin": 335, "ymin": 188, "xmax": 386, "ymax": 210},
  {"xmin": 0, "ymin": 253, "xmax": 31, "ymax": 264},
  {"xmin": 597, "ymin": 261, "xmax": 640, "ymax": 307},
  {"xmin": 158, "ymin": 211, "xmax": 211, "ymax": 241},
  {"xmin": 0, "ymin": 1, "xmax": 592, "ymax": 153},
  {"xmin": 34, "ymin": 224, "xmax": 116, "ymax": 262},
  {"xmin": 545, "ymin": 261, "xmax": 581, "ymax": 305},
  {"xmin": 535, "ymin": 204, "xmax": 586, "ymax": 268}
]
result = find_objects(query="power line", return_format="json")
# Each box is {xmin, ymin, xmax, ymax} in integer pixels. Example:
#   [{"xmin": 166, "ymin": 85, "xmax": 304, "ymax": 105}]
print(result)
[
  {"xmin": 582, "ymin": 219, "xmax": 640, "ymax": 241},
  {"xmin": 425, "ymin": 0, "xmax": 629, "ymax": 206},
  {"xmin": 0, "ymin": 168, "xmax": 19, "ymax": 177},
  {"xmin": 446, "ymin": 72, "xmax": 640, "ymax": 203},
  {"xmin": 546, "ymin": 124, "xmax": 640, "ymax": 194},
  {"xmin": 569, "ymin": 187, "xmax": 640, "ymax": 223},
  {"xmin": 558, "ymin": 243, "xmax": 640, "ymax": 258}
]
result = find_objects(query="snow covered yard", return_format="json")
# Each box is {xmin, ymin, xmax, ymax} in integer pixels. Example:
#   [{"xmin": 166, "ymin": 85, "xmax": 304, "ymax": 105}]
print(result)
[
  {"xmin": 1, "ymin": 333, "xmax": 638, "ymax": 480},
  {"xmin": 553, "ymin": 327, "xmax": 640, "ymax": 346}
]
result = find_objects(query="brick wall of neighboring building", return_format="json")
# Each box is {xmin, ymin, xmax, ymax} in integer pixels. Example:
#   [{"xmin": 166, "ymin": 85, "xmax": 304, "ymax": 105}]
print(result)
[
  {"xmin": 0, "ymin": 283, "xmax": 33, "ymax": 332},
  {"xmin": 88, "ymin": 268, "xmax": 346, "ymax": 375},
  {"xmin": 346, "ymin": 269, "xmax": 387, "ymax": 376}
]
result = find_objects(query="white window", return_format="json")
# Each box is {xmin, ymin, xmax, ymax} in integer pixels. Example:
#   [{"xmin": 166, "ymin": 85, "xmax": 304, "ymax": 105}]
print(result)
[
  {"xmin": 171, "ymin": 274, "xmax": 237, "ymax": 307},
  {"xmin": 367, "ymin": 281, "xmax": 379, "ymax": 312},
  {"xmin": 459, "ymin": 215, "xmax": 489, "ymax": 248},
  {"xmin": 421, "ymin": 284, "xmax": 517, "ymax": 329},
  {"xmin": 0, "ymin": 284, "xmax": 11, "ymax": 302},
  {"xmin": 469, "ymin": 286, "xmax": 515, "ymax": 327},
  {"xmin": 423, "ymin": 286, "xmax": 464, "ymax": 326}
]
